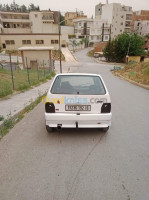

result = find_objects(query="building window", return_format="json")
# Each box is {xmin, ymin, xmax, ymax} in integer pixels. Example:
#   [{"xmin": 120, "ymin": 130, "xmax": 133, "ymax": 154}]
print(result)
[
  {"xmin": 5, "ymin": 40, "xmax": 15, "ymax": 45},
  {"xmin": 36, "ymin": 40, "xmax": 44, "ymax": 44},
  {"xmin": 91, "ymin": 36, "xmax": 94, "ymax": 40},
  {"xmin": 22, "ymin": 40, "xmax": 31, "ymax": 45},
  {"xmin": 97, "ymin": 36, "xmax": 99, "ymax": 40},
  {"xmin": 51, "ymin": 40, "xmax": 59, "ymax": 44},
  {"xmin": 79, "ymin": 22, "xmax": 81, "ymax": 26},
  {"xmin": 121, "ymin": 22, "xmax": 123, "ymax": 25},
  {"xmin": 104, "ymin": 35, "xmax": 109, "ymax": 41}
]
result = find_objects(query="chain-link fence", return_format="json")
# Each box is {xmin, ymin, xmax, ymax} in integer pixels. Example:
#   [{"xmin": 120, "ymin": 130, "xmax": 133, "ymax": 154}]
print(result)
[{"xmin": 0, "ymin": 53, "xmax": 55, "ymax": 98}]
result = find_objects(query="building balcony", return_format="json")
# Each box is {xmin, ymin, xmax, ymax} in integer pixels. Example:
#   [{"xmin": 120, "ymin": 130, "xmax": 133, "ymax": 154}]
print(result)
[
  {"xmin": 2, "ymin": 28, "xmax": 32, "ymax": 34},
  {"xmin": 42, "ymin": 16, "xmax": 54, "ymax": 21},
  {"xmin": 1, "ymin": 18, "xmax": 30, "ymax": 23}
]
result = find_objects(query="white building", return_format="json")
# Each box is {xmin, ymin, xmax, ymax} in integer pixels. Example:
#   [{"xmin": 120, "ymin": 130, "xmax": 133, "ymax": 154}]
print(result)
[
  {"xmin": 0, "ymin": 10, "xmax": 70, "ymax": 50},
  {"xmin": 98, "ymin": 3, "xmax": 133, "ymax": 38},
  {"xmin": 95, "ymin": 3, "xmax": 104, "ymax": 19},
  {"xmin": 134, "ymin": 21, "xmax": 149, "ymax": 36},
  {"xmin": 73, "ymin": 18, "xmax": 111, "ymax": 43}
]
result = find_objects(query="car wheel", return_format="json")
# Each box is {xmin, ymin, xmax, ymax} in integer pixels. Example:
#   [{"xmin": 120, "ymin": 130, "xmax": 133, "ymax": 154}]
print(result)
[
  {"xmin": 102, "ymin": 126, "xmax": 109, "ymax": 132},
  {"xmin": 46, "ymin": 125, "xmax": 54, "ymax": 133}
]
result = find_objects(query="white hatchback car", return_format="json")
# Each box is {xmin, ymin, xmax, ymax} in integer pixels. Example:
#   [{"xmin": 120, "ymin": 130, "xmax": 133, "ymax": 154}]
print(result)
[{"xmin": 45, "ymin": 73, "xmax": 112, "ymax": 132}]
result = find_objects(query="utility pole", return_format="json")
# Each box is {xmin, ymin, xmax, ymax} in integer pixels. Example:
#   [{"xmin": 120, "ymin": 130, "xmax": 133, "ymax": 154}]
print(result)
[{"xmin": 102, "ymin": 23, "xmax": 104, "ymax": 42}]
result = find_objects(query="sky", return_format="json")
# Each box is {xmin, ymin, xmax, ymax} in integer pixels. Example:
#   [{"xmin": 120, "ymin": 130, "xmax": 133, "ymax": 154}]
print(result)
[{"xmin": 0, "ymin": 0, "xmax": 149, "ymax": 17}]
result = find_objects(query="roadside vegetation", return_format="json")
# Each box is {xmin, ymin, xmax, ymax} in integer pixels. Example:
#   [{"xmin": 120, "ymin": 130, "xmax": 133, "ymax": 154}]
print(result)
[
  {"xmin": 103, "ymin": 33, "xmax": 145, "ymax": 62},
  {"xmin": 87, "ymin": 49, "xmax": 94, "ymax": 57},
  {"xmin": 0, "ymin": 94, "xmax": 45, "ymax": 140},
  {"xmin": 53, "ymin": 50, "xmax": 65, "ymax": 61},
  {"xmin": 0, "ymin": 67, "xmax": 55, "ymax": 98},
  {"xmin": 114, "ymin": 62, "xmax": 149, "ymax": 85},
  {"xmin": 5, "ymin": 50, "xmax": 21, "ymax": 56}
]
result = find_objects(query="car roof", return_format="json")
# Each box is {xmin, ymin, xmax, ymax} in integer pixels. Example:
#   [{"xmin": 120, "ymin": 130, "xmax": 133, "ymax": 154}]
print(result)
[{"xmin": 55, "ymin": 73, "xmax": 102, "ymax": 77}]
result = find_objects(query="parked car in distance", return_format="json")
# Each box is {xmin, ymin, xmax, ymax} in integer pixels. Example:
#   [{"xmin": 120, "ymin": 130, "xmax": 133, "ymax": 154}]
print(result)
[
  {"xmin": 94, "ymin": 52, "xmax": 103, "ymax": 58},
  {"xmin": 45, "ymin": 73, "xmax": 112, "ymax": 132}
]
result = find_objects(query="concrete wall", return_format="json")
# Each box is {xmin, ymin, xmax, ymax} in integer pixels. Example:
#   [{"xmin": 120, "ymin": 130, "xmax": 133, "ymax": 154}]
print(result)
[
  {"xmin": 30, "ymin": 12, "xmax": 58, "ymax": 34},
  {"xmin": 128, "ymin": 56, "xmax": 140, "ymax": 63},
  {"xmin": 0, "ymin": 35, "xmax": 59, "ymax": 50},
  {"xmin": 22, "ymin": 50, "xmax": 51, "ymax": 69},
  {"xmin": 2, "ymin": 28, "xmax": 31, "ymax": 34},
  {"xmin": 144, "ymin": 58, "xmax": 149, "ymax": 62},
  {"xmin": 134, "ymin": 20, "xmax": 149, "ymax": 36},
  {"xmin": 61, "ymin": 26, "xmax": 74, "ymax": 45}
]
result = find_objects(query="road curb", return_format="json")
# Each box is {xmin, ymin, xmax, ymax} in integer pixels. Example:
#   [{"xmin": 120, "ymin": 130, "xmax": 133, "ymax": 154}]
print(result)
[{"xmin": 114, "ymin": 73, "xmax": 149, "ymax": 90}]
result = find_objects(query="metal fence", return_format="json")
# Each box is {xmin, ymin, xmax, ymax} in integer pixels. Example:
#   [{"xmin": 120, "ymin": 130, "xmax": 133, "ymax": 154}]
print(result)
[{"xmin": 0, "ymin": 53, "xmax": 55, "ymax": 91}]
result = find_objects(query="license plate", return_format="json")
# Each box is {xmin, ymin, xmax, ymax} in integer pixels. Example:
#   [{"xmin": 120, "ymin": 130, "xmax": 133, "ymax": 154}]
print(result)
[{"xmin": 65, "ymin": 105, "xmax": 91, "ymax": 111}]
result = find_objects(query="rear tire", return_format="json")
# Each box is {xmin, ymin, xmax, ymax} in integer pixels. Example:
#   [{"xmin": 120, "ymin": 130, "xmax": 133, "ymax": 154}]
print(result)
[
  {"xmin": 102, "ymin": 126, "xmax": 109, "ymax": 132},
  {"xmin": 46, "ymin": 125, "xmax": 54, "ymax": 133}
]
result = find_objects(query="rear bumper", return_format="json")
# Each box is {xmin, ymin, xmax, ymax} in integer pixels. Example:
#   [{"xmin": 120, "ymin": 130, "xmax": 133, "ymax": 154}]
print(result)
[{"xmin": 45, "ymin": 113, "xmax": 112, "ymax": 128}]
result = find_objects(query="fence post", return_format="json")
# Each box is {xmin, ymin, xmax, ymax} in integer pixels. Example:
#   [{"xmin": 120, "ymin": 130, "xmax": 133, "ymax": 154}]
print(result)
[
  {"xmin": 48, "ymin": 60, "xmax": 51, "ymax": 73},
  {"xmin": 9, "ymin": 53, "xmax": 15, "ymax": 90},
  {"xmin": 43, "ymin": 60, "xmax": 45, "ymax": 77},
  {"xmin": 37, "ymin": 60, "xmax": 39, "ymax": 81},
  {"xmin": 26, "ymin": 57, "xmax": 30, "ymax": 85}
]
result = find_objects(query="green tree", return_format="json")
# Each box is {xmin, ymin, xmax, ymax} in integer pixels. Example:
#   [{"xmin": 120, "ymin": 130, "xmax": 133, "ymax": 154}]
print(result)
[
  {"xmin": 80, "ymin": 39, "xmax": 84, "ymax": 49},
  {"xmin": 70, "ymin": 39, "xmax": 77, "ymax": 52},
  {"xmin": 82, "ymin": 38, "xmax": 89, "ymax": 48},
  {"xmin": 20, "ymin": 5, "xmax": 27, "ymax": 12},
  {"xmin": 144, "ymin": 34, "xmax": 149, "ymax": 41},
  {"xmin": 28, "ymin": 4, "xmax": 40, "ymax": 11},
  {"xmin": 103, "ymin": 32, "xmax": 145, "ymax": 62},
  {"xmin": 103, "ymin": 40, "xmax": 116, "ymax": 62},
  {"xmin": 59, "ymin": 12, "xmax": 65, "ymax": 25},
  {"xmin": 6, "ymin": 4, "xmax": 10, "ymax": 11}
]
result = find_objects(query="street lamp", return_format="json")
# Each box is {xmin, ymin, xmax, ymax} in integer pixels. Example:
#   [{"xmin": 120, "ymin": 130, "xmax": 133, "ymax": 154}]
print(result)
[
  {"xmin": 58, "ymin": 18, "xmax": 66, "ymax": 73},
  {"xmin": 126, "ymin": 33, "xmax": 132, "ymax": 64}
]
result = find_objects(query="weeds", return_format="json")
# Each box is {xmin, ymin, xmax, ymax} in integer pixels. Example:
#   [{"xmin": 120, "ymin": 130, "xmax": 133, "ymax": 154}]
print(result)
[
  {"xmin": 0, "ymin": 115, "xmax": 4, "ymax": 121},
  {"xmin": 0, "ymin": 69, "xmax": 55, "ymax": 98},
  {"xmin": 116, "ymin": 62, "xmax": 149, "ymax": 85},
  {"xmin": 0, "ymin": 93, "xmax": 46, "ymax": 140}
]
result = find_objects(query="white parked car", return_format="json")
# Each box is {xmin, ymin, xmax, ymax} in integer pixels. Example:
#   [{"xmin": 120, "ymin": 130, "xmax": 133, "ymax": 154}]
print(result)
[{"xmin": 45, "ymin": 73, "xmax": 112, "ymax": 132}]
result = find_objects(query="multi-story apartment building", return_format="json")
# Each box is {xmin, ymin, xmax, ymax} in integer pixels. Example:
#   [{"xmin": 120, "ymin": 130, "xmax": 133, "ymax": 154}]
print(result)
[
  {"xmin": 74, "ymin": 18, "xmax": 111, "ymax": 43},
  {"xmin": 65, "ymin": 11, "xmax": 87, "ymax": 26},
  {"xmin": 131, "ymin": 10, "xmax": 149, "ymax": 33},
  {"xmin": 0, "ymin": 10, "xmax": 67, "ymax": 50},
  {"xmin": 95, "ymin": 3, "xmax": 105, "ymax": 19},
  {"xmin": 97, "ymin": 3, "xmax": 133, "ymax": 38},
  {"xmin": 134, "ymin": 21, "xmax": 149, "ymax": 36}
]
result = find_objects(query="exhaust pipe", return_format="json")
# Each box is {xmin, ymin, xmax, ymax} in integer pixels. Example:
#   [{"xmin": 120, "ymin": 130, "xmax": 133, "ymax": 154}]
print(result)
[{"xmin": 57, "ymin": 124, "xmax": 62, "ymax": 131}]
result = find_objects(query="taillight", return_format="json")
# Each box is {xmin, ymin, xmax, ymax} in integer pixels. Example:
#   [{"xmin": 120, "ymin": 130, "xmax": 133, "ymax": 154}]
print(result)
[
  {"xmin": 101, "ymin": 103, "xmax": 111, "ymax": 113},
  {"xmin": 45, "ymin": 103, "xmax": 55, "ymax": 113}
]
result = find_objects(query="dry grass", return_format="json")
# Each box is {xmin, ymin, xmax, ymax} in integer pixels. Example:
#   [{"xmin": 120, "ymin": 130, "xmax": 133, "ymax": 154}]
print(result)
[{"xmin": 116, "ymin": 62, "xmax": 149, "ymax": 85}]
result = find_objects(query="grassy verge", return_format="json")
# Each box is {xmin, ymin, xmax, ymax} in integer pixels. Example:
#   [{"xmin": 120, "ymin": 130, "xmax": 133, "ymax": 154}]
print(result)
[
  {"xmin": 53, "ymin": 50, "xmax": 65, "ymax": 61},
  {"xmin": 0, "ymin": 68, "xmax": 55, "ymax": 98},
  {"xmin": 114, "ymin": 62, "xmax": 149, "ymax": 85},
  {"xmin": 0, "ymin": 94, "xmax": 45, "ymax": 140},
  {"xmin": 87, "ymin": 50, "xmax": 94, "ymax": 57}
]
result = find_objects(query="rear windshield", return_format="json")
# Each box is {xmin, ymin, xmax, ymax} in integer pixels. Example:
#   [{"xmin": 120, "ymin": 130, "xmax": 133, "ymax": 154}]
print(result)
[{"xmin": 51, "ymin": 75, "xmax": 106, "ymax": 95}]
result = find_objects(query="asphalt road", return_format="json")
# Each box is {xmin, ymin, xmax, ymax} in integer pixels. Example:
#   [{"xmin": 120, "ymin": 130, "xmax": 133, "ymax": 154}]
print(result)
[{"xmin": 0, "ymin": 49, "xmax": 149, "ymax": 200}]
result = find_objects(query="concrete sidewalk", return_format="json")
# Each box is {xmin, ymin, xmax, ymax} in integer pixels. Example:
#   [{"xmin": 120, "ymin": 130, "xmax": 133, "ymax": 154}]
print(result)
[{"xmin": 0, "ymin": 79, "xmax": 52, "ymax": 126}]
